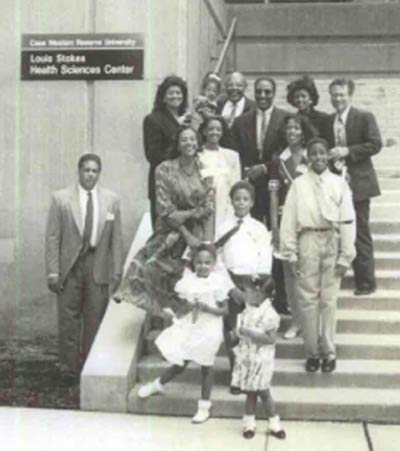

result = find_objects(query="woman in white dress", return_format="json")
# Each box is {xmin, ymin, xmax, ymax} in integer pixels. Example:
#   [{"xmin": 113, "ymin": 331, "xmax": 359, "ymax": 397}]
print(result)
[{"xmin": 198, "ymin": 115, "xmax": 241, "ymax": 238}]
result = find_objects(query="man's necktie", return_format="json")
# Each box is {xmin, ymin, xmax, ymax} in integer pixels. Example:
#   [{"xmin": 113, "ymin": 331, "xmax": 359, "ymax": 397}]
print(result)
[
  {"xmin": 336, "ymin": 115, "xmax": 346, "ymax": 146},
  {"xmin": 214, "ymin": 218, "xmax": 243, "ymax": 249},
  {"xmin": 258, "ymin": 111, "xmax": 268, "ymax": 159},
  {"xmin": 81, "ymin": 191, "xmax": 93, "ymax": 254},
  {"xmin": 227, "ymin": 102, "xmax": 237, "ymax": 128}
]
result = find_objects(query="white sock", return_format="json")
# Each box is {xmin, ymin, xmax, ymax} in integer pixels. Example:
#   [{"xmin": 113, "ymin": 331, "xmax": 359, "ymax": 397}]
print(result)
[{"xmin": 243, "ymin": 415, "xmax": 256, "ymax": 429}]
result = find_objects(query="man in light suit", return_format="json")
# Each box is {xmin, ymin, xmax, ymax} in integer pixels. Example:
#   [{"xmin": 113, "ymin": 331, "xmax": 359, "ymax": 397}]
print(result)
[
  {"xmin": 46, "ymin": 153, "xmax": 123, "ymax": 381},
  {"xmin": 323, "ymin": 78, "xmax": 382, "ymax": 295}
]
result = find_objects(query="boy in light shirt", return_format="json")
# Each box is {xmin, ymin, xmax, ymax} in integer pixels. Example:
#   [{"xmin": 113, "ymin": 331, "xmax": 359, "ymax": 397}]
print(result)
[{"xmin": 215, "ymin": 181, "xmax": 273, "ymax": 379}]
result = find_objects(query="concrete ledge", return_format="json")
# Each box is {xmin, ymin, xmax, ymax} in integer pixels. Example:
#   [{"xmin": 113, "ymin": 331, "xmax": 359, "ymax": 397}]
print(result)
[{"xmin": 80, "ymin": 213, "xmax": 152, "ymax": 412}]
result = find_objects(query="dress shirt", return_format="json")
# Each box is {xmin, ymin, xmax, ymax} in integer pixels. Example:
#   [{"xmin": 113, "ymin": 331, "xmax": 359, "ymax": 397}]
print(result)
[
  {"xmin": 280, "ymin": 168, "xmax": 356, "ymax": 267},
  {"xmin": 256, "ymin": 106, "xmax": 273, "ymax": 152},
  {"xmin": 221, "ymin": 96, "xmax": 246, "ymax": 123},
  {"xmin": 334, "ymin": 104, "xmax": 351, "ymax": 146},
  {"xmin": 216, "ymin": 214, "xmax": 272, "ymax": 275},
  {"xmin": 78, "ymin": 184, "xmax": 99, "ymax": 247}
]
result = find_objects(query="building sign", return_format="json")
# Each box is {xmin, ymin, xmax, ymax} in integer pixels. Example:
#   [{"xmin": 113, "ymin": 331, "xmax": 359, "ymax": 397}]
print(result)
[{"xmin": 21, "ymin": 33, "xmax": 144, "ymax": 80}]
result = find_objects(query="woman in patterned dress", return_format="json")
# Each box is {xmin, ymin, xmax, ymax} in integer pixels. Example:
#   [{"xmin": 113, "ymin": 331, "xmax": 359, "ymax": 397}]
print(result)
[{"xmin": 114, "ymin": 126, "xmax": 213, "ymax": 316}]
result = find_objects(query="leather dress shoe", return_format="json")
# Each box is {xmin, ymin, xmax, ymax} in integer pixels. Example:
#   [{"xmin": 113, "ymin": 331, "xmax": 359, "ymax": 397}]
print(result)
[
  {"xmin": 305, "ymin": 358, "xmax": 320, "ymax": 372},
  {"xmin": 354, "ymin": 286, "xmax": 376, "ymax": 296},
  {"xmin": 321, "ymin": 358, "xmax": 336, "ymax": 373}
]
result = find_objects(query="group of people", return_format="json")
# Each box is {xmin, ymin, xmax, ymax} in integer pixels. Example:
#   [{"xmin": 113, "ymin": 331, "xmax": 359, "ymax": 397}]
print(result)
[{"xmin": 45, "ymin": 69, "xmax": 383, "ymax": 440}]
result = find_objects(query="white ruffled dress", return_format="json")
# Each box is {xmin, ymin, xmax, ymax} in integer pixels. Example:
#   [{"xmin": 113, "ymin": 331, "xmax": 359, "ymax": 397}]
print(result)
[{"xmin": 155, "ymin": 271, "xmax": 232, "ymax": 367}]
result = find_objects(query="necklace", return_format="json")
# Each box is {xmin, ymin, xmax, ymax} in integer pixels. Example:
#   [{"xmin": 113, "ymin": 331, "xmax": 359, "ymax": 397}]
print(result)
[{"xmin": 179, "ymin": 159, "xmax": 196, "ymax": 177}]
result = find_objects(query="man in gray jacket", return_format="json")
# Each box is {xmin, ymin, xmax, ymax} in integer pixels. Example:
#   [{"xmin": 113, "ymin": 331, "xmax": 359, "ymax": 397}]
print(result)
[{"xmin": 46, "ymin": 153, "xmax": 123, "ymax": 382}]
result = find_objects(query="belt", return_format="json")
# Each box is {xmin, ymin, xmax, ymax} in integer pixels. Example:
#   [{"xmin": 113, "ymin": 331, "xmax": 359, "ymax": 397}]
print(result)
[{"xmin": 301, "ymin": 227, "xmax": 332, "ymax": 233}]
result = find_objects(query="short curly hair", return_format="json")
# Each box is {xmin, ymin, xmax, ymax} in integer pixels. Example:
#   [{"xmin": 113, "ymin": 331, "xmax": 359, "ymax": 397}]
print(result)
[
  {"xmin": 286, "ymin": 75, "xmax": 320, "ymax": 107},
  {"xmin": 169, "ymin": 125, "xmax": 201, "ymax": 160},
  {"xmin": 200, "ymin": 115, "xmax": 228, "ymax": 143},
  {"xmin": 153, "ymin": 75, "xmax": 188, "ymax": 115}
]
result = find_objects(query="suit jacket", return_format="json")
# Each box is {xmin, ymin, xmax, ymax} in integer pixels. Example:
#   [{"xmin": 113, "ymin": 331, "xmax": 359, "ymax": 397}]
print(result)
[
  {"xmin": 143, "ymin": 109, "xmax": 180, "ymax": 201},
  {"xmin": 216, "ymin": 95, "xmax": 256, "ymax": 117},
  {"xmin": 227, "ymin": 106, "xmax": 290, "ymax": 222},
  {"xmin": 300, "ymin": 108, "xmax": 329, "ymax": 137},
  {"xmin": 45, "ymin": 185, "xmax": 123, "ymax": 285},
  {"xmin": 321, "ymin": 107, "xmax": 382, "ymax": 201}
]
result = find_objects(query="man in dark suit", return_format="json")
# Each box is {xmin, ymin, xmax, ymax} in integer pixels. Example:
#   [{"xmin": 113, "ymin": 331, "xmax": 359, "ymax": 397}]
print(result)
[
  {"xmin": 323, "ymin": 78, "xmax": 382, "ymax": 295},
  {"xmin": 228, "ymin": 77, "xmax": 290, "ymax": 313},
  {"xmin": 229, "ymin": 77, "xmax": 289, "ymax": 224},
  {"xmin": 46, "ymin": 154, "xmax": 123, "ymax": 382},
  {"xmin": 217, "ymin": 71, "xmax": 255, "ymax": 129}
]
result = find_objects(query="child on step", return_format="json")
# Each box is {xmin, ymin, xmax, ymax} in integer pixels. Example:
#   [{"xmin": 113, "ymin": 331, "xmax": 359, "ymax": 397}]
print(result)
[
  {"xmin": 137, "ymin": 243, "xmax": 232, "ymax": 424},
  {"xmin": 231, "ymin": 277, "xmax": 286, "ymax": 440}
]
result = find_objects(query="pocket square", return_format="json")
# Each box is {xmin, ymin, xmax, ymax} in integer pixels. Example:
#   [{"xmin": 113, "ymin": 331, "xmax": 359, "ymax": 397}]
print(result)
[{"xmin": 106, "ymin": 212, "xmax": 115, "ymax": 221}]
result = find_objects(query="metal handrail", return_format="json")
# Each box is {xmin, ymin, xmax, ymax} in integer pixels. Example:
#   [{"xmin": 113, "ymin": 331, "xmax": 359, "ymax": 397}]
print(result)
[
  {"xmin": 214, "ymin": 17, "xmax": 237, "ymax": 73},
  {"xmin": 202, "ymin": 0, "xmax": 227, "ymax": 38},
  {"xmin": 202, "ymin": 0, "xmax": 238, "ymax": 73}
]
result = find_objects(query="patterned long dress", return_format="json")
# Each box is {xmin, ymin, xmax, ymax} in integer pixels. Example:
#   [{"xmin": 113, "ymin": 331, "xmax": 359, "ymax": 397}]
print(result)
[
  {"xmin": 231, "ymin": 300, "xmax": 280, "ymax": 392},
  {"xmin": 114, "ymin": 157, "xmax": 213, "ymax": 316}
]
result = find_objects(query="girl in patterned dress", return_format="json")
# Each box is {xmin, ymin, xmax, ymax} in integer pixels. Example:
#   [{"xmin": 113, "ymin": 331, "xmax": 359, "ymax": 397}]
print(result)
[
  {"xmin": 231, "ymin": 278, "xmax": 286, "ymax": 440},
  {"xmin": 137, "ymin": 243, "xmax": 232, "ymax": 424}
]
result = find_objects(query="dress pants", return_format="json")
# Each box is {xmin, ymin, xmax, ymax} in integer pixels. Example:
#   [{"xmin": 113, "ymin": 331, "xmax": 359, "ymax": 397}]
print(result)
[
  {"xmin": 282, "ymin": 260, "xmax": 301, "ymax": 329},
  {"xmin": 272, "ymin": 257, "xmax": 288, "ymax": 313},
  {"xmin": 58, "ymin": 250, "xmax": 109, "ymax": 373},
  {"xmin": 297, "ymin": 230, "xmax": 341, "ymax": 359},
  {"xmin": 353, "ymin": 199, "xmax": 376, "ymax": 290}
]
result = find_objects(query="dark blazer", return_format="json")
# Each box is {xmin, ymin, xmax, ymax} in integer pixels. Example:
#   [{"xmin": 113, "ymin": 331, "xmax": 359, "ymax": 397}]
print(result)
[
  {"xmin": 143, "ymin": 109, "xmax": 180, "ymax": 201},
  {"xmin": 300, "ymin": 108, "xmax": 329, "ymax": 137},
  {"xmin": 216, "ymin": 95, "xmax": 256, "ymax": 117},
  {"xmin": 228, "ymin": 106, "xmax": 290, "ymax": 222},
  {"xmin": 321, "ymin": 107, "xmax": 382, "ymax": 201}
]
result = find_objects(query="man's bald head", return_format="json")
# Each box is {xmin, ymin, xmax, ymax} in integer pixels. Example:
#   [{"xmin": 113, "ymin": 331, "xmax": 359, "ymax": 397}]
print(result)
[{"xmin": 224, "ymin": 72, "xmax": 247, "ymax": 103}]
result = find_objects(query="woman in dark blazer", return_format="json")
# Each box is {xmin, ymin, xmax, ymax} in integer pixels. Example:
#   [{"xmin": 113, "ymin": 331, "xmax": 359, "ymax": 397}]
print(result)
[
  {"xmin": 286, "ymin": 75, "xmax": 328, "ymax": 136},
  {"xmin": 143, "ymin": 75, "xmax": 189, "ymax": 227}
]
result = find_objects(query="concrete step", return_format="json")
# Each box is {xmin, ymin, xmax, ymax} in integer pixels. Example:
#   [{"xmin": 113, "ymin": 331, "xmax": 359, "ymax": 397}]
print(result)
[
  {"xmin": 343, "ymin": 270, "xmax": 400, "ymax": 290},
  {"xmin": 371, "ymin": 252, "xmax": 400, "ymax": 270},
  {"xmin": 137, "ymin": 355, "xmax": 400, "ymax": 389},
  {"xmin": 370, "ymin": 220, "xmax": 400, "ymax": 234},
  {"xmin": 128, "ymin": 381, "xmax": 400, "ymax": 422},
  {"xmin": 372, "ymin": 204, "xmax": 400, "ymax": 219},
  {"xmin": 377, "ymin": 177, "xmax": 400, "ymax": 191},
  {"xmin": 280, "ymin": 309, "xmax": 400, "ymax": 334},
  {"xmin": 144, "ymin": 331, "xmax": 400, "ymax": 360},
  {"xmin": 374, "ymin": 190, "xmax": 400, "ymax": 204},
  {"xmin": 338, "ymin": 289, "xmax": 400, "ymax": 311},
  {"xmin": 373, "ymin": 234, "xmax": 400, "ymax": 252}
]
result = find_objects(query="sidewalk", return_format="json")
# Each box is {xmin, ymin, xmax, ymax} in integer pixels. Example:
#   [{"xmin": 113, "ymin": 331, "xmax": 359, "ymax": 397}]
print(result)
[{"xmin": 1, "ymin": 407, "xmax": 399, "ymax": 451}]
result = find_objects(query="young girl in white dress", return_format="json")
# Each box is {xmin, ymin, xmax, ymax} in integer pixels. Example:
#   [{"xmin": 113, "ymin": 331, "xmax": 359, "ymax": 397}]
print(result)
[
  {"xmin": 231, "ymin": 278, "xmax": 286, "ymax": 440},
  {"xmin": 137, "ymin": 243, "xmax": 232, "ymax": 423}
]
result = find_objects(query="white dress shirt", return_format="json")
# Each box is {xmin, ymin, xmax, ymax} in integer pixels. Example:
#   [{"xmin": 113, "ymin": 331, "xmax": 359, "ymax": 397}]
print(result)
[
  {"xmin": 78, "ymin": 184, "xmax": 99, "ymax": 247},
  {"xmin": 221, "ymin": 96, "xmax": 246, "ymax": 123},
  {"xmin": 256, "ymin": 106, "xmax": 274, "ymax": 152},
  {"xmin": 217, "ymin": 214, "xmax": 272, "ymax": 275}
]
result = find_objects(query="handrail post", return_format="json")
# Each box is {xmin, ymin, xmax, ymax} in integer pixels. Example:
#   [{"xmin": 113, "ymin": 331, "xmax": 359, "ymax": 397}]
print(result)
[{"xmin": 214, "ymin": 17, "xmax": 237, "ymax": 74}]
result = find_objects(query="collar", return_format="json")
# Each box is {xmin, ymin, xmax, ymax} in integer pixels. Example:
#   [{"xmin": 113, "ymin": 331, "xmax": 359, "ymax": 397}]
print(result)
[
  {"xmin": 309, "ymin": 167, "xmax": 330, "ymax": 181},
  {"xmin": 256, "ymin": 105, "xmax": 274, "ymax": 117},
  {"xmin": 234, "ymin": 213, "xmax": 251, "ymax": 224},
  {"xmin": 336, "ymin": 105, "xmax": 351, "ymax": 123},
  {"xmin": 78, "ymin": 184, "xmax": 98, "ymax": 196},
  {"xmin": 228, "ymin": 96, "xmax": 245, "ymax": 109},
  {"xmin": 280, "ymin": 147, "xmax": 307, "ymax": 162}
]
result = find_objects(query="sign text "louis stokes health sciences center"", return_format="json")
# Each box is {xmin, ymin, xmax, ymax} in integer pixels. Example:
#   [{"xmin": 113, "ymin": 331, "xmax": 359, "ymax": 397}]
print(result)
[{"xmin": 21, "ymin": 33, "xmax": 144, "ymax": 80}]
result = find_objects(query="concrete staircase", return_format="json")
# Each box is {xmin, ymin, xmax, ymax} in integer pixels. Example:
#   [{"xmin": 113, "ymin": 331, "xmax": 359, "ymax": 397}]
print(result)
[
  {"xmin": 128, "ymin": 145, "xmax": 400, "ymax": 422},
  {"xmin": 113, "ymin": 2, "xmax": 400, "ymax": 422}
]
